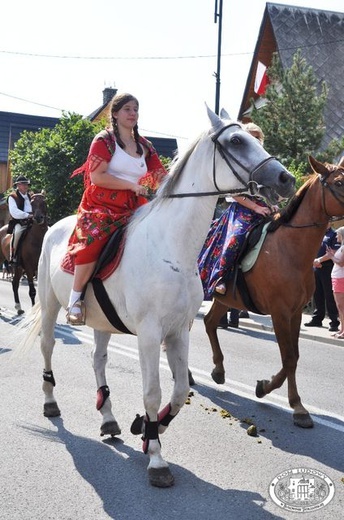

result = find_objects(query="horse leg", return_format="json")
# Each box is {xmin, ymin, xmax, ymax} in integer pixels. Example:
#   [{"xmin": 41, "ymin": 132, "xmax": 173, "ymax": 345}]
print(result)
[
  {"xmin": 92, "ymin": 330, "xmax": 121, "ymax": 437},
  {"xmin": 134, "ymin": 328, "xmax": 175, "ymax": 487},
  {"xmin": 161, "ymin": 328, "xmax": 191, "ymax": 436},
  {"xmin": 256, "ymin": 312, "xmax": 313, "ymax": 428},
  {"xmin": 28, "ymin": 279, "xmax": 36, "ymax": 306},
  {"xmin": 204, "ymin": 300, "xmax": 228, "ymax": 384},
  {"xmin": 12, "ymin": 268, "xmax": 24, "ymax": 315},
  {"xmin": 40, "ymin": 298, "xmax": 61, "ymax": 418}
]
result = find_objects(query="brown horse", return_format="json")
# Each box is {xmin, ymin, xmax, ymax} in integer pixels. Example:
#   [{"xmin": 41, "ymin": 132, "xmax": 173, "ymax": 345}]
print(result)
[
  {"xmin": 0, "ymin": 193, "xmax": 48, "ymax": 314},
  {"xmin": 203, "ymin": 156, "xmax": 344, "ymax": 429}
]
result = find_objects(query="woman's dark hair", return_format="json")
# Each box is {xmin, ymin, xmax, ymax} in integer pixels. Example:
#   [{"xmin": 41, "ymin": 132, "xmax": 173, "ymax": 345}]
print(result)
[{"xmin": 110, "ymin": 93, "xmax": 142, "ymax": 156}]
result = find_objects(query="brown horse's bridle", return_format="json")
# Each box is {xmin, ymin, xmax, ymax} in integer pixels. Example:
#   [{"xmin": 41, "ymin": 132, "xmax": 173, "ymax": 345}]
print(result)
[
  {"xmin": 168, "ymin": 123, "xmax": 278, "ymax": 198},
  {"xmin": 30, "ymin": 194, "xmax": 48, "ymax": 226},
  {"xmin": 320, "ymin": 171, "xmax": 344, "ymax": 218},
  {"xmin": 284, "ymin": 172, "xmax": 344, "ymax": 229}
]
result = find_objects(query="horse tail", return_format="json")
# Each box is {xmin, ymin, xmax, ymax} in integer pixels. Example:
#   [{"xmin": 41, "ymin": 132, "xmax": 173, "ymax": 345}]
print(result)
[{"xmin": 11, "ymin": 301, "xmax": 42, "ymax": 359}]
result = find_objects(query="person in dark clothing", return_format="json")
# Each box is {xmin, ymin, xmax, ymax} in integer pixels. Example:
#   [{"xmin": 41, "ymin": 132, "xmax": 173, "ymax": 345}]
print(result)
[
  {"xmin": 6, "ymin": 175, "xmax": 33, "ymax": 264},
  {"xmin": 305, "ymin": 224, "xmax": 340, "ymax": 331},
  {"xmin": 219, "ymin": 308, "xmax": 240, "ymax": 329}
]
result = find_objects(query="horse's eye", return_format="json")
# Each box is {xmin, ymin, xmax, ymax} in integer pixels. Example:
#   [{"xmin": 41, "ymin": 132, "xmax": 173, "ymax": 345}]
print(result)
[
  {"xmin": 230, "ymin": 136, "xmax": 241, "ymax": 145},
  {"xmin": 335, "ymin": 180, "xmax": 344, "ymax": 187}
]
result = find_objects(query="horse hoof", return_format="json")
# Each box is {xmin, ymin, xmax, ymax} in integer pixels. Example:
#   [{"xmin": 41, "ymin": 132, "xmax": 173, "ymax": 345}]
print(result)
[
  {"xmin": 255, "ymin": 379, "xmax": 269, "ymax": 398},
  {"xmin": 211, "ymin": 369, "xmax": 225, "ymax": 385},
  {"xmin": 17, "ymin": 309, "xmax": 25, "ymax": 316},
  {"xmin": 148, "ymin": 467, "xmax": 174, "ymax": 488},
  {"xmin": 293, "ymin": 413, "xmax": 314, "ymax": 428},
  {"xmin": 130, "ymin": 414, "xmax": 144, "ymax": 435},
  {"xmin": 188, "ymin": 369, "xmax": 195, "ymax": 386},
  {"xmin": 100, "ymin": 420, "xmax": 121, "ymax": 437},
  {"xmin": 43, "ymin": 402, "xmax": 61, "ymax": 417}
]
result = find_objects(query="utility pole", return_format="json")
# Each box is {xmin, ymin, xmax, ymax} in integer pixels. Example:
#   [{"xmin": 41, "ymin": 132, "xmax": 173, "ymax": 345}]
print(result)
[{"xmin": 214, "ymin": 0, "xmax": 223, "ymax": 115}]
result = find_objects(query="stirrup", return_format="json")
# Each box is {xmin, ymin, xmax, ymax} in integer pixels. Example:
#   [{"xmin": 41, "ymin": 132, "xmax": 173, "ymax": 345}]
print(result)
[{"xmin": 66, "ymin": 300, "xmax": 86, "ymax": 326}]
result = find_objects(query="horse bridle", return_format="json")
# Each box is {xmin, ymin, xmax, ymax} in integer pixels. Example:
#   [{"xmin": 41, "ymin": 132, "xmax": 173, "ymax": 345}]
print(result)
[
  {"xmin": 320, "ymin": 172, "xmax": 344, "ymax": 218},
  {"xmin": 283, "ymin": 172, "xmax": 344, "ymax": 229},
  {"xmin": 30, "ymin": 194, "xmax": 48, "ymax": 226},
  {"xmin": 168, "ymin": 123, "xmax": 277, "ymax": 198}
]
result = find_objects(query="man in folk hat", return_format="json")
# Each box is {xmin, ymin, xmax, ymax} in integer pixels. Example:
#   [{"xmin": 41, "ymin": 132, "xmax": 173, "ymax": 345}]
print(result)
[{"xmin": 7, "ymin": 175, "xmax": 33, "ymax": 264}]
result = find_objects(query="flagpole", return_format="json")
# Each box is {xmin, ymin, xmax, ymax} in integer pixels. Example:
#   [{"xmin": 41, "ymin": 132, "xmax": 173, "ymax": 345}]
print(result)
[{"xmin": 214, "ymin": 0, "xmax": 223, "ymax": 115}]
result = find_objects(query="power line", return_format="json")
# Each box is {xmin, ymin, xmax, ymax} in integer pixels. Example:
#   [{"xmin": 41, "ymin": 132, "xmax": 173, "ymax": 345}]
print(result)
[
  {"xmin": 0, "ymin": 49, "xmax": 246, "ymax": 60},
  {"xmin": 0, "ymin": 91, "xmax": 64, "ymax": 112},
  {"xmin": 0, "ymin": 91, "xmax": 187, "ymax": 140},
  {"xmin": 0, "ymin": 38, "xmax": 343, "ymax": 61}
]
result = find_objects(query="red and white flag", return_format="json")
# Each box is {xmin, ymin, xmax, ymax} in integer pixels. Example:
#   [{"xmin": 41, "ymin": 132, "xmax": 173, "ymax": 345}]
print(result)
[{"xmin": 254, "ymin": 61, "xmax": 269, "ymax": 96}]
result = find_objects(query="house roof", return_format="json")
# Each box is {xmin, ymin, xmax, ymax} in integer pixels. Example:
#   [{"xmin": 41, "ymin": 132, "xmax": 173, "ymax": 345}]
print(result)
[
  {"xmin": 0, "ymin": 111, "xmax": 59, "ymax": 163},
  {"xmin": 0, "ymin": 87, "xmax": 177, "ymax": 172},
  {"xmin": 238, "ymin": 3, "xmax": 344, "ymax": 150}
]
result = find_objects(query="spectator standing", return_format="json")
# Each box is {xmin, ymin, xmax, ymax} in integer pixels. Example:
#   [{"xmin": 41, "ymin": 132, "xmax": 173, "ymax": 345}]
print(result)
[
  {"xmin": 219, "ymin": 308, "xmax": 240, "ymax": 329},
  {"xmin": 325, "ymin": 226, "xmax": 344, "ymax": 338},
  {"xmin": 305, "ymin": 224, "xmax": 340, "ymax": 332}
]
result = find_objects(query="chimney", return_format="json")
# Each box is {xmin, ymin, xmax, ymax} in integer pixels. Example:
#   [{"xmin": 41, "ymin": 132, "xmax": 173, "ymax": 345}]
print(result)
[{"xmin": 103, "ymin": 86, "xmax": 118, "ymax": 105}]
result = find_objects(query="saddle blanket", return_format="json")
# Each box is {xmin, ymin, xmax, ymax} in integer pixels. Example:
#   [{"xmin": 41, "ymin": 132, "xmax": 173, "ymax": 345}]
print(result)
[{"xmin": 60, "ymin": 230, "xmax": 125, "ymax": 281}]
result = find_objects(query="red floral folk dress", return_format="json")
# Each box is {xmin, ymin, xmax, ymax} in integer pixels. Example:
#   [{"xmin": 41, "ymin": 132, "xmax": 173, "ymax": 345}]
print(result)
[{"xmin": 66, "ymin": 129, "xmax": 167, "ymax": 265}]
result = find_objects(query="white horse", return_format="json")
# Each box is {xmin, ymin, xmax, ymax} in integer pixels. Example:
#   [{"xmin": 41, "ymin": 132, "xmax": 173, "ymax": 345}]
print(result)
[{"xmin": 19, "ymin": 107, "xmax": 295, "ymax": 487}]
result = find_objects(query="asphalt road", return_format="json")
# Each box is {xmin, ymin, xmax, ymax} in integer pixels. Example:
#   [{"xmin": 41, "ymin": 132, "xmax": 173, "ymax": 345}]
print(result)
[{"xmin": 0, "ymin": 278, "xmax": 343, "ymax": 520}]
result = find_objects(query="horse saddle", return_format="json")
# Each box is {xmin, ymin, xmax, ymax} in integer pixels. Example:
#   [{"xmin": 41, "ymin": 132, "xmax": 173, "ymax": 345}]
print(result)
[
  {"xmin": 231, "ymin": 220, "xmax": 272, "ymax": 315},
  {"xmin": 92, "ymin": 227, "xmax": 126, "ymax": 279},
  {"xmin": 88, "ymin": 227, "xmax": 133, "ymax": 335}
]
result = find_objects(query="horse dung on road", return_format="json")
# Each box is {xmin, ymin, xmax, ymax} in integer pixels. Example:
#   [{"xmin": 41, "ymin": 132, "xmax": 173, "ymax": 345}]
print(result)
[{"xmin": 18, "ymin": 106, "xmax": 295, "ymax": 487}]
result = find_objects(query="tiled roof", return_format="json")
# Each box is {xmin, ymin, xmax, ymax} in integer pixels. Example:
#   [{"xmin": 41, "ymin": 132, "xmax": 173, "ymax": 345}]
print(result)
[{"xmin": 239, "ymin": 3, "xmax": 344, "ymax": 150}]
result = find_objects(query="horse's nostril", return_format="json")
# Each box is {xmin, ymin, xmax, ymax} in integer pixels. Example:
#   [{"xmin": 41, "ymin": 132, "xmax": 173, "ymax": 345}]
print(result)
[{"xmin": 279, "ymin": 170, "xmax": 296, "ymax": 188}]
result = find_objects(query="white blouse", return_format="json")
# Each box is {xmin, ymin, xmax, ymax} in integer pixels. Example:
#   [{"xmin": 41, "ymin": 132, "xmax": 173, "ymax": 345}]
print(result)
[
  {"xmin": 332, "ymin": 245, "xmax": 344, "ymax": 278},
  {"xmin": 107, "ymin": 143, "xmax": 147, "ymax": 182}
]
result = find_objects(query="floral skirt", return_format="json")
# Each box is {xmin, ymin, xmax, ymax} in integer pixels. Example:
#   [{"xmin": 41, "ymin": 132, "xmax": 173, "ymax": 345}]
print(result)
[
  {"xmin": 198, "ymin": 201, "xmax": 265, "ymax": 300},
  {"xmin": 66, "ymin": 184, "xmax": 147, "ymax": 265}
]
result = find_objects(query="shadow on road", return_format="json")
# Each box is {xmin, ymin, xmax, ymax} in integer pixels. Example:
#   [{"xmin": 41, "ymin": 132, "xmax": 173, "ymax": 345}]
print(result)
[{"xmin": 19, "ymin": 418, "xmax": 282, "ymax": 520}]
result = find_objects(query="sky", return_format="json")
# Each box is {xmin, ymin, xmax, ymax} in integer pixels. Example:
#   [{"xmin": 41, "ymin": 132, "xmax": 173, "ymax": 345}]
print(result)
[{"xmin": 1, "ymin": 0, "xmax": 343, "ymax": 150}]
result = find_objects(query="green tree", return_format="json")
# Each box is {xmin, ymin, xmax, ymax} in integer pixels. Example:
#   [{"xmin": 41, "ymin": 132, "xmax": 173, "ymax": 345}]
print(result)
[
  {"xmin": 251, "ymin": 50, "xmax": 328, "ymax": 171},
  {"xmin": 315, "ymin": 136, "xmax": 344, "ymax": 165},
  {"xmin": 9, "ymin": 113, "xmax": 103, "ymax": 224}
]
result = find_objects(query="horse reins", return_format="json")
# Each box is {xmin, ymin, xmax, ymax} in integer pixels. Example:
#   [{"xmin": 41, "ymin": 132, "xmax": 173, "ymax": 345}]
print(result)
[{"xmin": 167, "ymin": 123, "xmax": 278, "ymax": 198}]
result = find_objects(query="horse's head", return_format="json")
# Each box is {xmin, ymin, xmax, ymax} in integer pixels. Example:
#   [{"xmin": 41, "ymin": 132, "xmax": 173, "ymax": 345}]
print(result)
[
  {"xmin": 206, "ymin": 106, "xmax": 295, "ymax": 200},
  {"xmin": 309, "ymin": 156, "xmax": 344, "ymax": 218},
  {"xmin": 31, "ymin": 193, "xmax": 48, "ymax": 225}
]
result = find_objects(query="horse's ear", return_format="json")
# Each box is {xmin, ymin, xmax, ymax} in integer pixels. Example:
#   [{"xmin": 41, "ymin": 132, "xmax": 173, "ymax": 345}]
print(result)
[
  {"xmin": 205, "ymin": 103, "xmax": 224, "ymax": 131},
  {"xmin": 338, "ymin": 156, "xmax": 344, "ymax": 168},
  {"xmin": 41, "ymin": 189, "xmax": 46, "ymax": 196},
  {"xmin": 308, "ymin": 156, "xmax": 328, "ymax": 176},
  {"xmin": 219, "ymin": 108, "xmax": 231, "ymax": 120}
]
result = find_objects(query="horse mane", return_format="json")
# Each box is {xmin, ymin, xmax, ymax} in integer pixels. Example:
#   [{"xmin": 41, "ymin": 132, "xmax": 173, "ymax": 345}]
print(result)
[
  {"xmin": 268, "ymin": 174, "xmax": 318, "ymax": 231},
  {"xmin": 158, "ymin": 132, "xmax": 206, "ymax": 199},
  {"xmin": 128, "ymin": 132, "xmax": 207, "ymax": 231}
]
